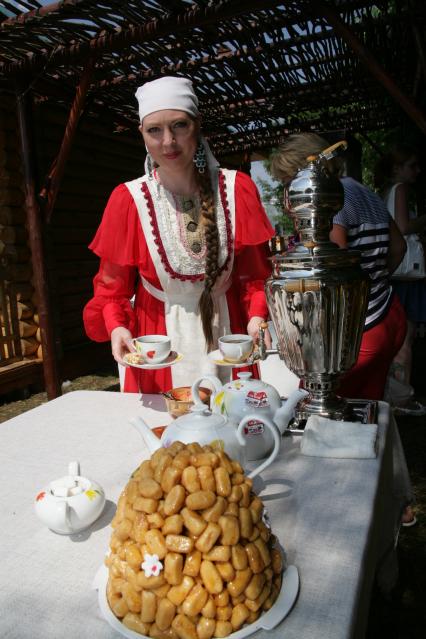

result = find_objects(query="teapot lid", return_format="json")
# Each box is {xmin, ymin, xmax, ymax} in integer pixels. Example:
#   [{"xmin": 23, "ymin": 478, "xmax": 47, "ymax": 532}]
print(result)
[
  {"xmin": 225, "ymin": 372, "xmax": 279, "ymax": 394},
  {"xmin": 174, "ymin": 404, "xmax": 227, "ymax": 430}
]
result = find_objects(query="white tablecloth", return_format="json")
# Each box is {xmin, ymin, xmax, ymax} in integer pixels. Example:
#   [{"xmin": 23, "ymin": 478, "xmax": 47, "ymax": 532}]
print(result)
[{"xmin": 0, "ymin": 391, "xmax": 411, "ymax": 639}]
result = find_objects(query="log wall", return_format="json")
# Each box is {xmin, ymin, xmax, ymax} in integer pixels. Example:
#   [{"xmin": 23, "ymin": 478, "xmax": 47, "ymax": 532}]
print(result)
[
  {"xmin": 0, "ymin": 96, "xmax": 38, "ymax": 369},
  {"xmin": 0, "ymin": 96, "xmax": 144, "ymax": 392},
  {"xmin": 36, "ymin": 104, "xmax": 144, "ymax": 376}
]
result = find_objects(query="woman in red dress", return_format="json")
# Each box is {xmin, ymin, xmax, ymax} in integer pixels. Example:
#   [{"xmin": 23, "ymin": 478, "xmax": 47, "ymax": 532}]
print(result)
[{"xmin": 83, "ymin": 76, "xmax": 274, "ymax": 392}]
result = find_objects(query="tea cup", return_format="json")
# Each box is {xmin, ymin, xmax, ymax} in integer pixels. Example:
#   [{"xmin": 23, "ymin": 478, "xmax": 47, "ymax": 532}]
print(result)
[
  {"xmin": 218, "ymin": 334, "xmax": 253, "ymax": 364},
  {"xmin": 133, "ymin": 335, "xmax": 171, "ymax": 364}
]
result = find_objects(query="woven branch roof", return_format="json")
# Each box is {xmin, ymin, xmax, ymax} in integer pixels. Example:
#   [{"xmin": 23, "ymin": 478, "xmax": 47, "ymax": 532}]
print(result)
[{"xmin": 1, "ymin": 0, "xmax": 425, "ymax": 155}]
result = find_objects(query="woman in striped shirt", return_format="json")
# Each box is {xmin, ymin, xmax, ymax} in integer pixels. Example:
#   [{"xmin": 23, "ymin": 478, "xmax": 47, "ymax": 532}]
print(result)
[{"xmin": 270, "ymin": 133, "xmax": 407, "ymax": 401}]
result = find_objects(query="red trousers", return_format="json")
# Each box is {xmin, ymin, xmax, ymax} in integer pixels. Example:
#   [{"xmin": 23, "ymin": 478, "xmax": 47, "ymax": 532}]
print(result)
[{"xmin": 337, "ymin": 294, "xmax": 407, "ymax": 401}]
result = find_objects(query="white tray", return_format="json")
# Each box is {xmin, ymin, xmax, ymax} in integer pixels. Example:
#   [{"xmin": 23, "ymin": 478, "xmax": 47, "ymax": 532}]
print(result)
[{"xmin": 93, "ymin": 563, "xmax": 299, "ymax": 639}]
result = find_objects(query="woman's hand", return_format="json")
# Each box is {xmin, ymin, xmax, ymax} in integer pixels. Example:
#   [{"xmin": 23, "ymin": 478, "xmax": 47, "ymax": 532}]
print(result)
[
  {"xmin": 111, "ymin": 326, "xmax": 135, "ymax": 365},
  {"xmin": 247, "ymin": 316, "xmax": 272, "ymax": 349}
]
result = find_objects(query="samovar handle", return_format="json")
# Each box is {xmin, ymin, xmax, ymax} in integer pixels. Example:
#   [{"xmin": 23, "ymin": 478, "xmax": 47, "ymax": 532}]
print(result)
[
  {"xmin": 258, "ymin": 321, "xmax": 279, "ymax": 360},
  {"xmin": 258, "ymin": 321, "xmax": 268, "ymax": 360},
  {"xmin": 310, "ymin": 139, "xmax": 348, "ymax": 162}
]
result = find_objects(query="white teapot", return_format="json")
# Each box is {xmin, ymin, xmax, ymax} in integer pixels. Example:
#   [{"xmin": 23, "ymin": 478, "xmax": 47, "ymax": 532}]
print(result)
[
  {"xmin": 34, "ymin": 461, "xmax": 105, "ymax": 535},
  {"xmin": 192, "ymin": 373, "xmax": 308, "ymax": 461},
  {"xmin": 130, "ymin": 399, "xmax": 281, "ymax": 479}
]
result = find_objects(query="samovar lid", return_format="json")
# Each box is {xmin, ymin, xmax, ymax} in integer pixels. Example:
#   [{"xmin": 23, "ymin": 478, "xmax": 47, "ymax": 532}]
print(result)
[{"xmin": 277, "ymin": 140, "xmax": 363, "ymax": 267}]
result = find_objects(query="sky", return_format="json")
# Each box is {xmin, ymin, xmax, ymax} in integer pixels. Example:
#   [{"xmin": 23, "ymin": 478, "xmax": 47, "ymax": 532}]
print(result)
[
  {"xmin": 251, "ymin": 161, "xmax": 281, "ymax": 224},
  {"xmin": 251, "ymin": 160, "xmax": 273, "ymax": 188}
]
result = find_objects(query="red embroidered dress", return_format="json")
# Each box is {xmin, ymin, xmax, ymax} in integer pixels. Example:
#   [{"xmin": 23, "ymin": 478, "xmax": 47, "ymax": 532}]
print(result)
[{"xmin": 83, "ymin": 169, "xmax": 274, "ymax": 393}]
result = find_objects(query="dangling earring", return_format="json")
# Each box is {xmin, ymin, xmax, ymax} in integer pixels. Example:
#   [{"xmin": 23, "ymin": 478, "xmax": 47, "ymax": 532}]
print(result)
[
  {"xmin": 193, "ymin": 140, "xmax": 206, "ymax": 174},
  {"xmin": 145, "ymin": 152, "xmax": 154, "ymax": 180}
]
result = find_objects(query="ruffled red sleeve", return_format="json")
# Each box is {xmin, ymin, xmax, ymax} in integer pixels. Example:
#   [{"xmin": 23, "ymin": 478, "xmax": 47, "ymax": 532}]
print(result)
[
  {"xmin": 231, "ymin": 172, "xmax": 274, "ymax": 320},
  {"xmin": 89, "ymin": 184, "xmax": 142, "ymax": 266},
  {"xmin": 83, "ymin": 259, "xmax": 137, "ymax": 341},
  {"xmin": 83, "ymin": 184, "xmax": 142, "ymax": 342},
  {"xmin": 234, "ymin": 172, "xmax": 274, "ymax": 250}
]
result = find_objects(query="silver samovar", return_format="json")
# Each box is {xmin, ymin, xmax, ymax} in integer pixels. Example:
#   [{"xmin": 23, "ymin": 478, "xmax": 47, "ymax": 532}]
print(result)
[{"xmin": 259, "ymin": 141, "xmax": 372, "ymax": 426}]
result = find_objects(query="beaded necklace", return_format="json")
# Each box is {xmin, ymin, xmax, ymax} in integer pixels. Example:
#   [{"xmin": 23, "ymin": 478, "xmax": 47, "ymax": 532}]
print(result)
[
  {"xmin": 142, "ymin": 169, "xmax": 232, "ymax": 281},
  {"xmin": 153, "ymin": 170, "xmax": 207, "ymax": 261}
]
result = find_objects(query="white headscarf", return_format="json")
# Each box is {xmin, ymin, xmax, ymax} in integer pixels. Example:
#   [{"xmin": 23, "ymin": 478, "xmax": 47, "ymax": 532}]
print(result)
[
  {"xmin": 135, "ymin": 76, "xmax": 199, "ymax": 122},
  {"xmin": 136, "ymin": 76, "xmax": 219, "ymax": 173}
]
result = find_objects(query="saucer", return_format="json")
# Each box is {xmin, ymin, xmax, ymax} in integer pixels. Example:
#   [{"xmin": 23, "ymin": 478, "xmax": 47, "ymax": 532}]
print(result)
[
  {"xmin": 208, "ymin": 349, "xmax": 259, "ymax": 368},
  {"xmin": 123, "ymin": 351, "xmax": 183, "ymax": 370}
]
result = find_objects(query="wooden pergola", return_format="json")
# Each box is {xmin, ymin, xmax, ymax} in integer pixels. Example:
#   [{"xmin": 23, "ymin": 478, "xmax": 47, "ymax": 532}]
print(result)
[{"xmin": 1, "ymin": 0, "xmax": 425, "ymax": 399}]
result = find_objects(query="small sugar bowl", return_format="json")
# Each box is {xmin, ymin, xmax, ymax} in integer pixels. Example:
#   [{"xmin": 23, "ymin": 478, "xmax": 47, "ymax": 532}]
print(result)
[
  {"xmin": 34, "ymin": 461, "xmax": 105, "ymax": 535},
  {"xmin": 163, "ymin": 386, "xmax": 212, "ymax": 419}
]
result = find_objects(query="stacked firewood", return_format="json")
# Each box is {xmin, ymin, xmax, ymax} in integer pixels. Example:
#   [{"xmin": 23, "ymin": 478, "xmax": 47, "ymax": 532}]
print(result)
[{"xmin": 0, "ymin": 99, "xmax": 42, "ymax": 362}]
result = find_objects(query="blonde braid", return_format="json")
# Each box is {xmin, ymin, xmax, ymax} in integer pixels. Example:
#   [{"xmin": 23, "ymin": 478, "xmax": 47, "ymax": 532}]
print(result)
[{"xmin": 196, "ymin": 169, "xmax": 219, "ymax": 350}]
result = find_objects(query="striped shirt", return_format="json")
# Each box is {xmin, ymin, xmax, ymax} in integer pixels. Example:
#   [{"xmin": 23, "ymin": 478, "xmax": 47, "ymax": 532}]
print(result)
[{"xmin": 333, "ymin": 177, "xmax": 393, "ymax": 330}]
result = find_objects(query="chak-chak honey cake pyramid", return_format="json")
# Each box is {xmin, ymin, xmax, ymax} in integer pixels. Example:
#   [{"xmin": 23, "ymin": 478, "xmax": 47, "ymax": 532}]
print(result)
[{"xmin": 106, "ymin": 442, "xmax": 283, "ymax": 638}]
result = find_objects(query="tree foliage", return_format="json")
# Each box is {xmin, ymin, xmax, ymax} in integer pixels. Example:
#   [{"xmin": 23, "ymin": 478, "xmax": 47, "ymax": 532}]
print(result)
[{"xmin": 256, "ymin": 155, "xmax": 294, "ymax": 233}]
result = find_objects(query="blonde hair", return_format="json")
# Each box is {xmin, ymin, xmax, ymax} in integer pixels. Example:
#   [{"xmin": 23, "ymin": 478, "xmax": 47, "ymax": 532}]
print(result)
[{"xmin": 270, "ymin": 133, "xmax": 343, "ymax": 181}]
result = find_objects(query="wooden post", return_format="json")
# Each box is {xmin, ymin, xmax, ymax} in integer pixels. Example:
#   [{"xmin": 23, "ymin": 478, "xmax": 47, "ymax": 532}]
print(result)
[
  {"xmin": 314, "ymin": 1, "xmax": 426, "ymax": 136},
  {"xmin": 16, "ymin": 85, "xmax": 62, "ymax": 399},
  {"xmin": 40, "ymin": 58, "xmax": 95, "ymax": 223},
  {"xmin": 412, "ymin": 24, "xmax": 426, "ymax": 84}
]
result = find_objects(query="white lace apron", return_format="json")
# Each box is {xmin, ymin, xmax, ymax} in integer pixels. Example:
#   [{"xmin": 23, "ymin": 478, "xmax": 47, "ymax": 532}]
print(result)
[{"xmin": 125, "ymin": 169, "xmax": 236, "ymax": 387}]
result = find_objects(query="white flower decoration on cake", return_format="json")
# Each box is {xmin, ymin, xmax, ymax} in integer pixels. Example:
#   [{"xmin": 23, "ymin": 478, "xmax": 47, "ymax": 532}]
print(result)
[{"xmin": 141, "ymin": 553, "xmax": 163, "ymax": 577}]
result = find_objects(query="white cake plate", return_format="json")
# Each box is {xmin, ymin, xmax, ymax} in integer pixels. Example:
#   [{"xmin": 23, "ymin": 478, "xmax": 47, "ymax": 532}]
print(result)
[{"xmin": 93, "ymin": 563, "xmax": 299, "ymax": 639}]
